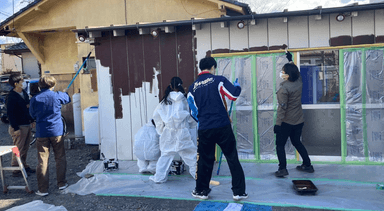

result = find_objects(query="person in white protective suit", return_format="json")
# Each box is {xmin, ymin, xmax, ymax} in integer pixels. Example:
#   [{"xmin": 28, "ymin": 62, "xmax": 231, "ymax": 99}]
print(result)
[
  {"xmin": 133, "ymin": 119, "xmax": 160, "ymax": 174},
  {"xmin": 149, "ymin": 77, "xmax": 197, "ymax": 183}
]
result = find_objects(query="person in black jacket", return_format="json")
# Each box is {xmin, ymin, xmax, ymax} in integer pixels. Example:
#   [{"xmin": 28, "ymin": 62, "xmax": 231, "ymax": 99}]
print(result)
[
  {"xmin": 6, "ymin": 73, "xmax": 36, "ymax": 177},
  {"xmin": 273, "ymin": 52, "xmax": 314, "ymax": 177}
]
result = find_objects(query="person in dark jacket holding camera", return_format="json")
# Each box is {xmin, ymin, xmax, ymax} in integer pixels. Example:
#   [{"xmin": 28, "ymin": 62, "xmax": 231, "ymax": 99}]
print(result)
[
  {"xmin": 6, "ymin": 73, "xmax": 36, "ymax": 177},
  {"xmin": 274, "ymin": 52, "xmax": 314, "ymax": 177}
]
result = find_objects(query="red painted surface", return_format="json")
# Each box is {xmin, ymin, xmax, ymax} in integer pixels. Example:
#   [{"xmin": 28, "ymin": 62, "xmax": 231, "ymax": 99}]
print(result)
[
  {"xmin": 330, "ymin": 35, "xmax": 352, "ymax": 46},
  {"xmin": 353, "ymin": 35, "xmax": 375, "ymax": 45},
  {"xmin": 159, "ymin": 31, "xmax": 178, "ymax": 101}
]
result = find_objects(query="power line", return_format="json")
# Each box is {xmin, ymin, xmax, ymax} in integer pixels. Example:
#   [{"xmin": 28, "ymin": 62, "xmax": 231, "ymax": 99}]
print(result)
[{"xmin": 0, "ymin": 10, "xmax": 11, "ymax": 16}]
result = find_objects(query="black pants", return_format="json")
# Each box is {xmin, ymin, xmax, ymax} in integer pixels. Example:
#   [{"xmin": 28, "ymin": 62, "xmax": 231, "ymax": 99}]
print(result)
[
  {"xmin": 196, "ymin": 124, "xmax": 246, "ymax": 195},
  {"xmin": 276, "ymin": 122, "xmax": 311, "ymax": 170}
]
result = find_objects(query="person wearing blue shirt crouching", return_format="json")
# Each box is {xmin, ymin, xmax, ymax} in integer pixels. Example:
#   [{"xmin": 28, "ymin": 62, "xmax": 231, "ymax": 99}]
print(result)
[{"xmin": 29, "ymin": 75, "xmax": 71, "ymax": 196}]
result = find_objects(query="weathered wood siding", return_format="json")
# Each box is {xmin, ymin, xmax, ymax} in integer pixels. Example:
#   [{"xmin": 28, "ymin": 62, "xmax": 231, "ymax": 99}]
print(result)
[{"xmin": 95, "ymin": 27, "xmax": 195, "ymax": 159}]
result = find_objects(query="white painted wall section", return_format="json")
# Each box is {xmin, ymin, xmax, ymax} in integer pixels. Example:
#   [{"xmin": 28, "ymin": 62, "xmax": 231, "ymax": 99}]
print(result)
[
  {"xmin": 309, "ymin": 14, "xmax": 330, "ymax": 47},
  {"xmin": 22, "ymin": 52, "xmax": 40, "ymax": 78},
  {"xmin": 268, "ymin": 18, "xmax": 288, "ymax": 48},
  {"xmin": 375, "ymin": 9, "xmax": 384, "ymax": 39},
  {"xmin": 96, "ymin": 60, "xmax": 117, "ymax": 160},
  {"xmin": 211, "ymin": 22, "xmax": 229, "ymax": 52},
  {"xmin": 288, "ymin": 16, "xmax": 309, "ymax": 49},
  {"xmin": 248, "ymin": 18, "xmax": 268, "ymax": 50},
  {"xmin": 195, "ymin": 23, "xmax": 211, "ymax": 72},
  {"xmin": 229, "ymin": 20, "xmax": 248, "ymax": 51}
]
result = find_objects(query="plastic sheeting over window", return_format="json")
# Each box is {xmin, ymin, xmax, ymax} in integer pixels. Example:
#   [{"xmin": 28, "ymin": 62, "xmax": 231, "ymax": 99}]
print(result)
[
  {"xmin": 216, "ymin": 54, "xmax": 295, "ymax": 161},
  {"xmin": 257, "ymin": 54, "xmax": 295, "ymax": 160},
  {"xmin": 342, "ymin": 48, "xmax": 384, "ymax": 162},
  {"xmin": 216, "ymin": 57, "xmax": 255, "ymax": 159},
  {"xmin": 365, "ymin": 49, "xmax": 384, "ymax": 162}
]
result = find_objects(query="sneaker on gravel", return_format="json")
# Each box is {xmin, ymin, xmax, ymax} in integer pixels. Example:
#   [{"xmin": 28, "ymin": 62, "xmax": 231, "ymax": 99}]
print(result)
[
  {"xmin": 191, "ymin": 188, "xmax": 211, "ymax": 200},
  {"xmin": 59, "ymin": 183, "xmax": 69, "ymax": 190},
  {"xmin": 296, "ymin": 164, "xmax": 315, "ymax": 173},
  {"xmin": 233, "ymin": 193, "xmax": 248, "ymax": 201},
  {"xmin": 274, "ymin": 168, "xmax": 289, "ymax": 177},
  {"xmin": 35, "ymin": 191, "xmax": 49, "ymax": 196}
]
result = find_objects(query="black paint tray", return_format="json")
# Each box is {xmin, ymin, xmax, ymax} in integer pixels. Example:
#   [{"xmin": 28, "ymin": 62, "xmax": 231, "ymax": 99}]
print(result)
[{"xmin": 292, "ymin": 180, "xmax": 318, "ymax": 195}]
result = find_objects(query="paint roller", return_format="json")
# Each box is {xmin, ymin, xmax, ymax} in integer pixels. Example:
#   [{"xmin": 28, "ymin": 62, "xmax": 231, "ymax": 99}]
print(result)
[{"xmin": 65, "ymin": 50, "xmax": 93, "ymax": 91}]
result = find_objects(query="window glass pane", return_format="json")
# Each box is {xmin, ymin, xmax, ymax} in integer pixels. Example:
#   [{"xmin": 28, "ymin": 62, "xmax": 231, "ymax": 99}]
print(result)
[{"xmin": 300, "ymin": 50, "xmax": 340, "ymax": 104}]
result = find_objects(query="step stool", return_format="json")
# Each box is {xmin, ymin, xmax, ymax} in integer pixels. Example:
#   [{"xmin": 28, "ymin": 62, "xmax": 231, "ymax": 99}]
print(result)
[{"xmin": 0, "ymin": 146, "xmax": 33, "ymax": 193}]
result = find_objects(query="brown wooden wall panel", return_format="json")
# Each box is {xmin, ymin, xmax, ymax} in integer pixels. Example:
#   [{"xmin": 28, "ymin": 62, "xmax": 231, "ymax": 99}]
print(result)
[
  {"xmin": 127, "ymin": 30, "xmax": 145, "ymax": 94},
  {"xmin": 111, "ymin": 36, "xmax": 130, "ymax": 96},
  {"xmin": 142, "ymin": 34, "xmax": 161, "ymax": 96},
  {"xmin": 110, "ymin": 36, "xmax": 127, "ymax": 119},
  {"xmin": 95, "ymin": 32, "xmax": 112, "ymax": 74},
  {"xmin": 159, "ymin": 31, "xmax": 178, "ymax": 100},
  {"xmin": 176, "ymin": 26, "xmax": 195, "ymax": 92}
]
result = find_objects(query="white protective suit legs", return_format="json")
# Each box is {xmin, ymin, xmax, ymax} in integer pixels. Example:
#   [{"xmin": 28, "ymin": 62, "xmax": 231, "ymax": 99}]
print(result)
[
  {"xmin": 149, "ymin": 149, "xmax": 196, "ymax": 183},
  {"xmin": 149, "ymin": 91, "xmax": 198, "ymax": 183},
  {"xmin": 137, "ymin": 160, "xmax": 157, "ymax": 174}
]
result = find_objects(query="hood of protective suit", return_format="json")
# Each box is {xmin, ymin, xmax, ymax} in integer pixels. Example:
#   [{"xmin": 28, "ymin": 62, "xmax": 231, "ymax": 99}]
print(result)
[
  {"xmin": 152, "ymin": 91, "xmax": 196, "ymax": 134},
  {"xmin": 168, "ymin": 91, "xmax": 185, "ymax": 102}
]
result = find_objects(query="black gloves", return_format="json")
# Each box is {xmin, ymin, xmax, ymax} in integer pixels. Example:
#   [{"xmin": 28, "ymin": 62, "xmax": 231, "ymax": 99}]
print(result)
[
  {"xmin": 273, "ymin": 125, "xmax": 281, "ymax": 134},
  {"xmin": 286, "ymin": 51, "xmax": 292, "ymax": 62}
]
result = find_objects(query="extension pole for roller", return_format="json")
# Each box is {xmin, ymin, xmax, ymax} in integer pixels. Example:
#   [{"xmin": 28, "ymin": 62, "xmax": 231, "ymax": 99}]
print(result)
[
  {"xmin": 66, "ymin": 51, "xmax": 92, "ymax": 90},
  {"xmin": 217, "ymin": 78, "xmax": 238, "ymax": 175}
]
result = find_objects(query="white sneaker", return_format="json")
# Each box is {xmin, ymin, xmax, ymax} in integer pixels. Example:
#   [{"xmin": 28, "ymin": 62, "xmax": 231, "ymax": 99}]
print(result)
[
  {"xmin": 35, "ymin": 191, "xmax": 48, "ymax": 196},
  {"xmin": 233, "ymin": 193, "xmax": 248, "ymax": 201},
  {"xmin": 59, "ymin": 183, "xmax": 68, "ymax": 190}
]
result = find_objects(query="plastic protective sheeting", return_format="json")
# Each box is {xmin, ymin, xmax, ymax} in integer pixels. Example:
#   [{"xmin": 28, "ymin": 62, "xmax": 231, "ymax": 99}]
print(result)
[
  {"xmin": 365, "ymin": 49, "xmax": 384, "ymax": 162},
  {"xmin": 235, "ymin": 110, "xmax": 254, "ymax": 159},
  {"xmin": 257, "ymin": 54, "xmax": 295, "ymax": 160},
  {"xmin": 234, "ymin": 57, "xmax": 252, "ymax": 106},
  {"xmin": 216, "ymin": 58, "xmax": 234, "ymax": 112},
  {"xmin": 66, "ymin": 160, "xmax": 384, "ymax": 210},
  {"xmin": 133, "ymin": 121, "xmax": 160, "ymax": 161},
  {"xmin": 233, "ymin": 57, "xmax": 254, "ymax": 159},
  {"xmin": 6, "ymin": 200, "xmax": 67, "ymax": 211},
  {"xmin": 343, "ymin": 51, "xmax": 365, "ymax": 161}
]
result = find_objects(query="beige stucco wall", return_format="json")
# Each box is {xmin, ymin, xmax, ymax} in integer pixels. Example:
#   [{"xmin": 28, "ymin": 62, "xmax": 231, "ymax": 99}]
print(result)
[{"xmin": 14, "ymin": 0, "xmax": 223, "ymax": 32}]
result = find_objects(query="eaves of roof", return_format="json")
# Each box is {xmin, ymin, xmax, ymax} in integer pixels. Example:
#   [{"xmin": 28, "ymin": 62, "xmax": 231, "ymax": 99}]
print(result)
[
  {"xmin": 0, "ymin": 0, "xmax": 42, "ymax": 28},
  {"xmin": 0, "ymin": 0, "xmax": 250, "ymax": 30},
  {"xmin": 2, "ymin": 42, "xmax": 30, "ymax": 55},
  {"xmin": 221, "ymin": 0, "xmax": 252, "ymax": 15}
]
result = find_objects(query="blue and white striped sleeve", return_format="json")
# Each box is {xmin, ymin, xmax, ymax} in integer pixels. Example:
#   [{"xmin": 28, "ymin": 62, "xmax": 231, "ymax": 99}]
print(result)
[{"xmin": 187, "ymin": 92, "xmax": 198, "ymax": 122}]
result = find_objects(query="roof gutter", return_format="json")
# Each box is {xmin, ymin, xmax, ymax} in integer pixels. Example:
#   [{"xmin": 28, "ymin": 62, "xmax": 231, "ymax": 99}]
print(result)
[{"xmin": 73, "ymin": 2, "xmax": 384, "ymax": 33}]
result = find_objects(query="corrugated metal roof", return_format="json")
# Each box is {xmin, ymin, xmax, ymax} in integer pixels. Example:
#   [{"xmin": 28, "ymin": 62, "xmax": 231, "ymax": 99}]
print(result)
[{"xmin": 2, "ymin": 42, "xmax": 30, "ymax": 54}]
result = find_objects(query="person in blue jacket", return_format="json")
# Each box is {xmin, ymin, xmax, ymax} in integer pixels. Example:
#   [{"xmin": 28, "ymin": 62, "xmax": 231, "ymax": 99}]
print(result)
[
  {"xmin": 187, "ymin": 57, "xmax": 248, "ymax": 201},
  {"xmin": 29, "ymin": 75, "xmax": 71, "ymax": 196}
]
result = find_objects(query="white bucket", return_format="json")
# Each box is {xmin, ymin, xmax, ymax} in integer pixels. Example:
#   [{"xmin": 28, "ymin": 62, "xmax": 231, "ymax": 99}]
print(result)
[{"xmin": 84, "ymin": 106, "xmax": 99, "ymax": 145}]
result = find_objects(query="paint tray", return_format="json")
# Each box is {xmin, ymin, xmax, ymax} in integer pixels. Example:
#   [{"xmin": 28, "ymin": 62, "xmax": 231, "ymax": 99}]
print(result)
[{"xmin": 292, "ymin": 180, "xmax": 318, "ymax": 195}]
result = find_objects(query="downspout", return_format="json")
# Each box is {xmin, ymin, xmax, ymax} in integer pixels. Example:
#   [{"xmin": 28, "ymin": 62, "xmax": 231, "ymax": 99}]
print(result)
[{"xmin": 124, "ymin": 0, "xmax": 127, "ymax": 25}]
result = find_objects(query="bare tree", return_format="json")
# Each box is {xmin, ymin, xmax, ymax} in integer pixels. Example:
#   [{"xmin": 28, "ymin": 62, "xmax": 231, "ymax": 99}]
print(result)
[
  {"xmin": 238, "ymin": 0, "xmax": 292, "ymax": 14},
  {"xmin": 19, "ymin": 0, "xmax": 35, "ymax": 4}
]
